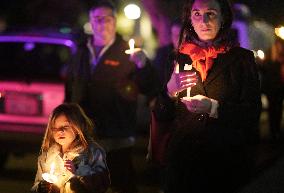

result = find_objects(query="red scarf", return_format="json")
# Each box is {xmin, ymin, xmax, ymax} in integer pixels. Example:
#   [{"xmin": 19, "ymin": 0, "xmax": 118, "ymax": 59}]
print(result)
[{"xmin": 179, "ymin": 43, "xmax": 227, "ymax": 81}]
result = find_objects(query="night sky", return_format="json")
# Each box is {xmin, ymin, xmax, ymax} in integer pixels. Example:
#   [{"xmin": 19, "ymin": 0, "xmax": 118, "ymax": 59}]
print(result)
[
  {"xmin": 1, "ymin": 0, "xmax": 284, "ymax": 29},
  {"xmin": 234, "ymin": 0, "xmax": 284, "ymax": 26}
]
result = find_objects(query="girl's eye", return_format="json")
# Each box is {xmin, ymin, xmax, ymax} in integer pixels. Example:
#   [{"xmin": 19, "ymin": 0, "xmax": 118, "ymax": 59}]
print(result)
[
  {"xmin": 207, "ymin": 12, "xmax": 217, "ymax": 18},
  {"xmin": 63, "ymin": 125, "xmax": 72, "ymax": 131},
  {"xmin": 193, "ymin": 12, "xmax": 200, "ymax": 17},
  {"xmin": 51, "ymin": 125, "xmax": 72, "ymax": 133}
]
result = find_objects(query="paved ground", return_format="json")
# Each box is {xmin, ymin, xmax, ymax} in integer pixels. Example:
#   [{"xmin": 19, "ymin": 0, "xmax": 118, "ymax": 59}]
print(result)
[{"xmin": 239, "ymin": 155, "xmax": 284, "ymax": 193}]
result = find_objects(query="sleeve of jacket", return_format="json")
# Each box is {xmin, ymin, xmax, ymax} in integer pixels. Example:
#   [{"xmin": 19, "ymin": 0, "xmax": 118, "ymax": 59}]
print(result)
[
  {"xmin": 151, "ymin": 57, "xmax": 177, "ymax": 122},
  {"xmin": 134, "ymin": 59, "xmax": 162, "ymax": 100},
  {"xmin": 218, "ymin": 49, "xmax": 262, "ymax": 143},
  {"xmin": 30, "ymin": 156, "xmax": 44, "ymax": 193},
  {"xmin": 69, "ymin": 147, "xmax": 110, "ymax": 193}
]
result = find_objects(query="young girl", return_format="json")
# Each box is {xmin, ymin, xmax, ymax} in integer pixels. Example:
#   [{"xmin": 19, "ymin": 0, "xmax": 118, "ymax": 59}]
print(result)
[{"xmin": 31, "ymin": 103, "xmax": 110, "ymax": 193}]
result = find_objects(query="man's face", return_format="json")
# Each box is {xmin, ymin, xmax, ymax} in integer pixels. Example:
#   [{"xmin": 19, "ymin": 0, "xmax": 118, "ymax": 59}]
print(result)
[{"xmin": 89, "ymin": 7, "xmax": 116, "ymax": 46}]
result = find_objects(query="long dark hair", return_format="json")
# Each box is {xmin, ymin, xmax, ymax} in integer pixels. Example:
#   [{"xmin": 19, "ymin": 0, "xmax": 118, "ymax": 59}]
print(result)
[{"xmin": 178, "ymin": 0, "xmax": 235, "ymax": 48}]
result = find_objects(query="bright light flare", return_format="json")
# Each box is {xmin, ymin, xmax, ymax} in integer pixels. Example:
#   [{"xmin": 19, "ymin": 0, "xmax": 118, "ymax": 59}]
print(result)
[
  {"xmin": 257, "ymin": 50, "xmax": 265, "ymax": 60},
  {"xmin": 124, "ymin": 4, "xmax": 141, "ymax": 20},
  {"xmin": 42, "ymin": 162, "xmax": 58, "ymax": 183},
  {"xmin": 275, "ymin": 26, "xmax": 284, "ymax": 40}
]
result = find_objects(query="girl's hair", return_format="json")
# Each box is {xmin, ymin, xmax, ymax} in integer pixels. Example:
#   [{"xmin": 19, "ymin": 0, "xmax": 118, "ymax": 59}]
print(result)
[
  {"xmin": 178, "ymin": 0, "xmax": 234, "ymax": 47},
  {"xmin": 40, "ymin": 103, "xmax": 95, "ymax": 153}
]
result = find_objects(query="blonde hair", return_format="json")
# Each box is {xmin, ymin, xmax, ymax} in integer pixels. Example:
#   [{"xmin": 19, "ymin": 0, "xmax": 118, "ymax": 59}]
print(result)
[{"xmin": 40, "ymin": 103, "xmax": 95, "ymax": 153}]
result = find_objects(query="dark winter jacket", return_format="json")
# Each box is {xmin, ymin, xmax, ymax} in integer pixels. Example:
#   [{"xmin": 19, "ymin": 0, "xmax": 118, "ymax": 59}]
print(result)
[
  {"xmin": 153, "ymin": 46, "xmax": 262, "ymax": 193},
  {"xmin": 66, "ymin": 34, "xmax": 160, "ymax": 138},
  {"xmin": 31, "ymin": 143, "xmax": 110, "ymax": 193}
]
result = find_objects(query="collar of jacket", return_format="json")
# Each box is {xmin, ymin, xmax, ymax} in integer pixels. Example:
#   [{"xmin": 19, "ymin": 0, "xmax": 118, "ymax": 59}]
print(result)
[
  {"xmin": 87, "ymin": 35, "xmax": 116, "ymax": 65},
  {"xmin": 46, "ymin": 141, "xmax": 85, "ymax": 161}
]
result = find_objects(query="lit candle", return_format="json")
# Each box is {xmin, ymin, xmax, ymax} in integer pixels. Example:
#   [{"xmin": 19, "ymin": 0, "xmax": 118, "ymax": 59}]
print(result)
[
  {"xmin": 129, "ymin": 38, "xmax": 135, "ymax": 52},
  {"xmin": 175, "ymin": 62, "xmax": 179, "ymax": 74},
  {"xmin": 187, "ymin": 86, "xmax": 191, "ymax": 98},
  {"xmin": 125, "ymin": 38, "xmax": 141, "ymax": 54},
  {"xmin": 50, "ymin": 162, "xmax": 55, "ymax": 175},
  {"xmin": 42, "ymin": 162, "xmax": 58, "ymax": 183},
  {"xmin": 184, "ymin": 63, "xmax": 193, "ymax": 98}
]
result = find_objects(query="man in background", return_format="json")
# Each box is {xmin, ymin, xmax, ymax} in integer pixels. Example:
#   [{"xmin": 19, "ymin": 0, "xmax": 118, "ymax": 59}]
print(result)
[{"xmin": 66, "ymin": 0, "xmax": 160, "ymax": 192}]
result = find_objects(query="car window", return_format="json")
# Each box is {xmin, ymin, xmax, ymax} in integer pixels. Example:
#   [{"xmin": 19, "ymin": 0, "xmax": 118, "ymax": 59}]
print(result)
[{"xmin": 0, "ymin": 42, "xmax": 71, "ymax": 82}]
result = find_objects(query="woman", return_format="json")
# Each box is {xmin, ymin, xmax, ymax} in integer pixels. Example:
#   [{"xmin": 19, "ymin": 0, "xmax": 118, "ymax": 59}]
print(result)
[
  {"xmin": 152, "ymin": 0, "xmax": 261, "ymax": 193},
  {"xmin": 31, "ymin": 103, "xmax": 110, "ymax": 193}
]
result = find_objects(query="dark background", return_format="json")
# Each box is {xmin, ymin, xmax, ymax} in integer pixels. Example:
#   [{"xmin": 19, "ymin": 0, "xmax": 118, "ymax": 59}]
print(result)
[
  {"xmin": 1, "ymin": 0, "xmax": 284, "ymax": 30},
  {"xmin": 236, "ymin": 0, "xmax": 284, "ymax": 26}
]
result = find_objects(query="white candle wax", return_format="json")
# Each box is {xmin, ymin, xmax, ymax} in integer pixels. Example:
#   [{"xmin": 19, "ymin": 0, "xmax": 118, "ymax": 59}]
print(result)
[
  {"xmin": 175, "ymin": 62, "xmax": 179, "ymax": 74},
  {"xmin": 125, "ymin": 38, "xmax": 141, "ymax": 54},
  {"xmin": 129, "ymin": 38, "xmax": 135, "ymax": 52},
  {"xmin": 184, "ymin": 63, "xmax": 193, "ymax": 98}
]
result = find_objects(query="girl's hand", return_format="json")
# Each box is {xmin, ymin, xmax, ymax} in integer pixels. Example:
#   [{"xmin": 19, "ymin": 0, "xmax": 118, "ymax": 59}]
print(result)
[
  {"xmin": 181, "ymin": 95, "xmax": 212, "ymax": 114},
  {"xmin": 167, "ymin": 64, "xmax": 198, "ymax": 97},
  {"xmin": 64, "ymin": 159, "xmax": 76, "ymax": 174},
  {"xmin": 38, "ymin": 180, "xmax": 52, "ymax": 193}
]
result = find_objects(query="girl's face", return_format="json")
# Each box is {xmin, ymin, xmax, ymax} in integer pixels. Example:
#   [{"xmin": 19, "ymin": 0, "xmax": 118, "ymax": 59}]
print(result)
[
  {"xmin": 191, "ymin": 0, "xmax": 222, "ymax": 42},
  {"xmin": 52, "ymin": 114, "xmax": 77, "ymax": 152}
]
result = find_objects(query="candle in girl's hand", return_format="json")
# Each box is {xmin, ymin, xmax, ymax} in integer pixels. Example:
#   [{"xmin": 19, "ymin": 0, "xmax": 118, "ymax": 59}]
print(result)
[
  {"xmin": 42, "ymin": 162, "xmax": 58, "ymax": 183},
  {"xmin": 50, "ymin": 162, "xmax": 55, "ymax": 175},
  {"xmin": 125, "ymin": 38, "xmax": 141, "ymax": 54}
]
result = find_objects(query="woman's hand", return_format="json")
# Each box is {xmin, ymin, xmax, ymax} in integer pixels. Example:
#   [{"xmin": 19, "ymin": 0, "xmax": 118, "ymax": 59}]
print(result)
[
  {"xmin": 167, "ymin": 64, "xmax": 198, "ymax": 97},
  {"xmin": 181, "ymin": 95, "xmax": 212, "ymax": 114},
  {"xmin": 64, "ymin": 159, "xmax": 76, "ymax": 174}
]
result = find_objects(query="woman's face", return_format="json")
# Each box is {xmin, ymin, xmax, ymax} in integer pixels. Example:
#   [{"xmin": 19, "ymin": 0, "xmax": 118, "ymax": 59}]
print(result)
[
  {"xmin": 52, "ymin": 114, "xmax": 77, "ymax": 152},
  {"xmin": 191, "ymin": 0, "xmax": 222, "ymax": 42}
]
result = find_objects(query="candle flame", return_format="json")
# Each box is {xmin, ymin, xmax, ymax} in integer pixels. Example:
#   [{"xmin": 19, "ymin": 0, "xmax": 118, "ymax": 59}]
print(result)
[
  {"xmin": 129, "ymin": 39, "xmax": 135, "ymax": 52},
  {"xmin": 42, "ymin": 162, "xmax": 58, "ymax": 183},
  {"xmin": 50, "ymin": 162, "xmax": 55, "ymax": 175}
]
